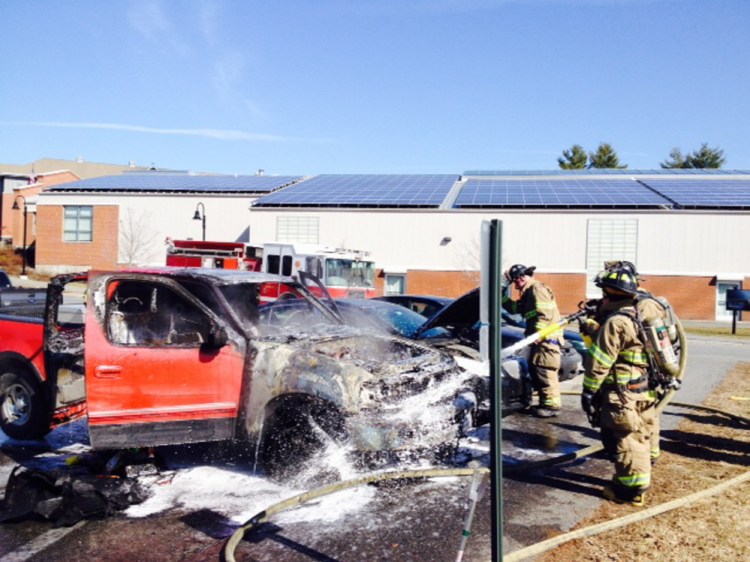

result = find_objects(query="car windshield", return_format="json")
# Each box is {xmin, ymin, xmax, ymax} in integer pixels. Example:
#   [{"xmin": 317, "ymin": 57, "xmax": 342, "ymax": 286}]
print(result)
[{"xmin": 339, "ymin": 301, "xmax": 427, "ymax": 338}]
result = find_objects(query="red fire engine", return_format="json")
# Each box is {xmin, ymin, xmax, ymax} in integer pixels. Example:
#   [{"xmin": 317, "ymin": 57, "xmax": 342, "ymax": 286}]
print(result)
[{"xmin": 165, "ymin": 239, "xmax": 376, "ymax": 301}]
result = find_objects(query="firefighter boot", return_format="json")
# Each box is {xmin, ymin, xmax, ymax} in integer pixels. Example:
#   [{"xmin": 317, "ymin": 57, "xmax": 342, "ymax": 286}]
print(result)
[
  {"xmin": 532, "ymin": 405, "xmax": 560, "ymax": 418},
  {"xmin": 602, "ymin": 485, "xmax": 646, "ymax": 507}
]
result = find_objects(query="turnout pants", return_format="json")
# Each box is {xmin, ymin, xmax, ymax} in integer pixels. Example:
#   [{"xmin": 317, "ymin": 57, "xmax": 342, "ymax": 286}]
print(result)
[
  {"xmin": 600, "ymin": 390, "xmax": 654, "ymax": 498},
  {"xmin": 530, "ymin": 341, "xmax": 562, "ymax": 408}
]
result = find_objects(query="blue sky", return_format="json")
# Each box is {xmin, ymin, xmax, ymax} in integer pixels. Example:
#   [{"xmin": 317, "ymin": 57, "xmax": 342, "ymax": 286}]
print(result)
[{"xmin": 1, "ymin": 0, "xmax": 748, "ymax": 175}]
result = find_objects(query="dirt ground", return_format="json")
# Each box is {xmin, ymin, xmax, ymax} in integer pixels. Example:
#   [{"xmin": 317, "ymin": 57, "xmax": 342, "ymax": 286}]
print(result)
[{"xmin": 539, "ymin": 363, "xmax": 750, "ymax": 562}]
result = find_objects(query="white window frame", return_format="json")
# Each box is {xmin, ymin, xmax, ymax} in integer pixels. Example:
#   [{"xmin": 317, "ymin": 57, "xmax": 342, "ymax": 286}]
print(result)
[
  {"xmin": 385, "ymin": 273, "xmax": 406, "ymax": 295},
  {"xmin": 276, "ymin": 216, "xmax": 319, "ymax": 243},
  {"xmin": 585, "ymin": 218, "xmax": 638, "ymax": 298},
  {"xmin": 63, "ymin": 205, "xmax": 93, "ymax": 242}
]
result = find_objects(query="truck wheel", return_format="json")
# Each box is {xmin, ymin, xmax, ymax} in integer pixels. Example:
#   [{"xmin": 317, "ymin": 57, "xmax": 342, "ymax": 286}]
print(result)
[
  {"xmin": 0, "ymin": 371, "xmax": 51, "ymax": 440},
  {"xmin": 257, "ymin": 398, "xmax": 346, "ymax": 480}
]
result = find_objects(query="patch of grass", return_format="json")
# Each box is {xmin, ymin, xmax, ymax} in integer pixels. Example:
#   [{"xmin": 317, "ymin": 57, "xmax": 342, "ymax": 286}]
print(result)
[
  {"xmin": 0, "ymin": 245, "xmax": 50, "ymax": 282},
  {"xmin": 682, "ymin": 325, "xmax": 750, "ymax": 339},
  {"xmin": 539, "ymin": 363, "xmax": 750, "ymax": 562}
]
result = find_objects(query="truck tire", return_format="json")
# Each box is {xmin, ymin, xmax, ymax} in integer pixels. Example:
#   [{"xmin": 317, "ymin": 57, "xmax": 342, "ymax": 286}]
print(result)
[
  {"xmin": 0, "ymin": 370, "xmax": 51, "ymax": 440},
  {"xmin": 257, "ymin": 397, "xmax": 346, "ymax": 480}
]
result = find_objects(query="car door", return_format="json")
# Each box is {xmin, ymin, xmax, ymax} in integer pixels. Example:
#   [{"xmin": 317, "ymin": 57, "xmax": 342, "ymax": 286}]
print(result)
[{"xmin": 84, "ymin": 275, "xmax": 247, "ymax": 450}]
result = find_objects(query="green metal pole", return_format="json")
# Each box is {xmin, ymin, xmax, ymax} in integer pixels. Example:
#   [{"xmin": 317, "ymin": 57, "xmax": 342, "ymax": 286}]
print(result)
[{"xmin": 488, "ymin": 219, "xmax": 503, "ymax": 561}]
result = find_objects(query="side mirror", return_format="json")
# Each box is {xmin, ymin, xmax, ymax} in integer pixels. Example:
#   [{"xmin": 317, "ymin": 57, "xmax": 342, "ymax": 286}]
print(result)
[{"xmin": 205, "ymin": 325, "xmax": 229, "ymax": 349}]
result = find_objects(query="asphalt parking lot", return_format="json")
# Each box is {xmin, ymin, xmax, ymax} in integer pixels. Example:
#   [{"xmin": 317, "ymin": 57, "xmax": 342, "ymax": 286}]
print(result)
[{"xmin": 1, "ymin": 327, "xmax": 746, "ymax": 561}]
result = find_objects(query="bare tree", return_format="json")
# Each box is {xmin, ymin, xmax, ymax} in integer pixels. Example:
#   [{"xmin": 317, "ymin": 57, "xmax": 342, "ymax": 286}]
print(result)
[{"xmin": 119, "ymin": 208, "xmax": 161, "ymax": 266}]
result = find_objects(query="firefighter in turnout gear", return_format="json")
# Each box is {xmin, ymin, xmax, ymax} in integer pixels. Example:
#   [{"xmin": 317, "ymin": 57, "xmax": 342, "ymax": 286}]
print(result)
[
  {"xmin": 593, "ymin": 260, "xmax": 674, "ymax": 464},
  {"xmin": 503, "ymin": 264, "xmax": 564, "ymax": 418},
  {"xmin": 613, "ymin": 261, "xmax": 677, "ymax": 464},
  {"xmin": 581, "ymin": 265, "xmax": 653, "ymax": 506}
]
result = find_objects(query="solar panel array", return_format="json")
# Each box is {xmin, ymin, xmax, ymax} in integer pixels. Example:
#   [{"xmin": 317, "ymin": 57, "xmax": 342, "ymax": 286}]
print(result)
[
  {"xmin": 463, "ymin": 169, "xmax": 750, "ymax": 177},
  {"xmin": 44, "ymin": 171, "xmax": 750, "ymax": 210},
  {"xmin": 453, "ymin": 178, "xmax": 673, "ymax": 208},
  {"xmin": 47, "ymin": 174, "xmax": 303, "ymax": 193},
  {"xmin": 252, "ymin": 174, "xmax": 459, "ymax": 208},
  {"xmin": 638, "ymin": 178, "xmax": 750, "ymax": 208}
]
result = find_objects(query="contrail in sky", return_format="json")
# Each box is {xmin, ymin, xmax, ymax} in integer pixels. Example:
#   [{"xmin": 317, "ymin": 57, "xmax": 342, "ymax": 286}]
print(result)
[{"xmin": 7, "ymin": 121, "xmax": 288, "ymax": 142}]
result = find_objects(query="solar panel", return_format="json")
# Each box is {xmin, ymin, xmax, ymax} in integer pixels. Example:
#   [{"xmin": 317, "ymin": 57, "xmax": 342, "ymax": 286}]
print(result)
[
  {"xmin": 462, "ymin": 169, "xmax": 750, "ymax": 177},
  {"xmin": 453, "ymin": 178, "xmax": 673, "ymax": 208},
  {"xmin": 252, "ymin": 174, "xmax": 459, "ymax": 208},
  {"xmin": 47, "ymin": 174, "xmax": 303, "ymax": 193},
  {"xmin": 639, "ymin": 179, "xmax": 750, "ymax": 208}
]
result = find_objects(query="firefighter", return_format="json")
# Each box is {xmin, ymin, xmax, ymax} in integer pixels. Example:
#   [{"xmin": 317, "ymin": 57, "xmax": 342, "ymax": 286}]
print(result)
[
  {"xmin": 503, "ymin": 264, "xmax": 563, "ymax": 418},
  {"xmin": 604, "ymin": 260, "xmax": 669, "ymax": 464},
  {"xmin": 581, "ymin": 265, "xmax": 653, "ymax": 506}
]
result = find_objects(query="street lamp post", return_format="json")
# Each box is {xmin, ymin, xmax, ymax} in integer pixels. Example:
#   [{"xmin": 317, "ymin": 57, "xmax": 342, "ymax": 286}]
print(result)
[
  {"xmin": 192, "ymin": 202, "xmax": 206, "ymax": 241},
  {"xmin": 11, "ymin": 195, "xmax": 28, "ymax": 276}
]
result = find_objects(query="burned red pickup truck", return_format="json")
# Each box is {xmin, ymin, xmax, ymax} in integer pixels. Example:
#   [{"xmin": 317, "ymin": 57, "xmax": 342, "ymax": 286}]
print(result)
[{"xmin": 0, "ymin": 268, "xmax": 486, "ymax": 473}]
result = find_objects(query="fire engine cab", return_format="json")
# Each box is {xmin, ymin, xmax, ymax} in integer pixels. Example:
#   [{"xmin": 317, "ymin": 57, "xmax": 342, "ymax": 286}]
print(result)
[
  {"xmin": 260, "ymin": 242, "xmax": 376, "ymax": 301},
  {"xmin": 166, "ymin": 239, "xmax": 376, "ymax": 301}
]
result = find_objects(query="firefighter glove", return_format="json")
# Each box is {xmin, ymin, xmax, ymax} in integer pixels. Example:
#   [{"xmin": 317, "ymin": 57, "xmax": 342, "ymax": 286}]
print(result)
[
  {"xmin": 579, "ymin": 317, "xmax": 599, "ymax": 336},
  {"xmin": 581, "ymin": 391, "xmax": 595, "ymax": 416},
  {"xmin": 578, "ymin": 298, "xmax": 601, "ymax": 316}
]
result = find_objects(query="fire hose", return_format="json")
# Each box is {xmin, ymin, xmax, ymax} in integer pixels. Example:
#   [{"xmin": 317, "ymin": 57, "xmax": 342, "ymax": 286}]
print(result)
[
  {"xmin": 222, "ymin": 319, "xmax": 748, "ymax": 561},
  {"xmin": 500, "ymin": 309, "xmax": 587, "ymax": 359}
]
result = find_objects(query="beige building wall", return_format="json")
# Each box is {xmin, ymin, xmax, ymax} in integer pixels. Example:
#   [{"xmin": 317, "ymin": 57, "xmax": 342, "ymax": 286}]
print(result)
[{"xmin": 246, "ymin": 207, "xmax": 750, "ymax": 319}]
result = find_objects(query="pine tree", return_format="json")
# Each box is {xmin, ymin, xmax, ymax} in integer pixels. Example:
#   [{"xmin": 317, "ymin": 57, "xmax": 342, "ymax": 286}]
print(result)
[
  {"xmin": 558, "ymin": 145, "xmax": 588, "ymax": 169},
  {"xmin": 588, "ymin": 143, "xmax": 626, "ymax": 169},
  {"xmin": 661, "ymin": 143, "xmax": 725, "ymax": 169}
]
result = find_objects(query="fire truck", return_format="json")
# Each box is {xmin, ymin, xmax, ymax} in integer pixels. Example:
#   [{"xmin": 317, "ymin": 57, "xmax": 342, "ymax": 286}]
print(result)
[{"xmin": 165, "ymin": 239, "xmax": 377, "ymax": 300}]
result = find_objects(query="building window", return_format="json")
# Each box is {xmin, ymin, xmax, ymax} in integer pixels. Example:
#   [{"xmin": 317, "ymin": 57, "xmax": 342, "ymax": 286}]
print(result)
[
  {"xmin": 385, "ymin": 274, "xmax": 406, "ymax": 295},
  {"xmin": 64, "ymin": 206, "xmax": 93, "ymax": 242},
  {"xmin": 276, "ymin": 216, "xmax": 319, "ymax": 243},
  {"xmin": 586, "ymin": 219, "xmax": 637, "ymax": 297}
]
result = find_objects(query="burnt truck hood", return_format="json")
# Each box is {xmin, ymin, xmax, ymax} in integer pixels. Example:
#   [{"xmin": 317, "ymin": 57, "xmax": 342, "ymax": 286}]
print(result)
[
  {"xmin": 414, "ymin": 288, "xmax": 479, "ymax": 340},
  {"xmin": 249, "ymin": 329, "xmax": 481, "ymax": 453}
]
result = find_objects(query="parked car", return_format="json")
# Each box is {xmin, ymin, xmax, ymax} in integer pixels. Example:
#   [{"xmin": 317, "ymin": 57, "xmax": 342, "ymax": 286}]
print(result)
[
  {"xmin": 0, "ymin": 268, "xmax": 47, "ymax": 307},
  {"xmin": 411, "ymin": 288, "xmax": 584, "ymax": 382},
  {"xmin": 0, "ymin": 269, "xmax": 11, "ymax": 289},
  {"xmin": 372, "ymin": 295, "xmax": 453, "ymax": 319},
  {"xmin": 376, "ymin": 290, "xmax": 585, "ymax": 381}
]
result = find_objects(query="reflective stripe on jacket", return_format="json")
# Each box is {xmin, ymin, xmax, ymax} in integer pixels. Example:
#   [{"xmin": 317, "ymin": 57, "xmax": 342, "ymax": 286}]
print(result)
[
  {"xmin": 503, "ymin": 278, "xmax": 563, "ymax": 341},
  {"xmin": 583, "ymin": 301, "xmax": 648, "ymax": 395}
]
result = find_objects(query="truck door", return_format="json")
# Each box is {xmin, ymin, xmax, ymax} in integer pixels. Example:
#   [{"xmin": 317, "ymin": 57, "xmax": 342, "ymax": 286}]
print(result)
[{"xmin": 84, "ymin": 276, "xmax": 246, "ymax": 450}]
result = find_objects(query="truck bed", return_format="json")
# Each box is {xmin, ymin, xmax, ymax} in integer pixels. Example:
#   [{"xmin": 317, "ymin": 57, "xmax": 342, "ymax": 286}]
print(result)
[{"xmin": 0, "ymin": 287, "xmax": 46, "ymax": 308}]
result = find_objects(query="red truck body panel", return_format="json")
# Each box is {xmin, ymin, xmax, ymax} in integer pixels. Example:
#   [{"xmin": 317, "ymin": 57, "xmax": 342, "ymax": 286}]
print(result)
[
  {"xmin": 0, "ymin": 317, "xmax": 46, "ymax": 378},
  {"xmin": 83, "ymin": 291, "xmax": 247, "ymax": 448}
]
